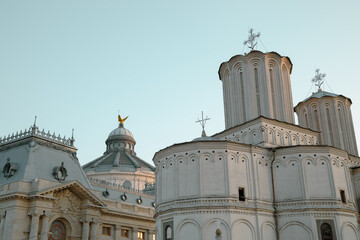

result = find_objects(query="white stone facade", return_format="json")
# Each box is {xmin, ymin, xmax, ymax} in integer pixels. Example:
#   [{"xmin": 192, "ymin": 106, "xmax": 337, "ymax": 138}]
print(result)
[
  {"xmin": 295, "ymin": 92, "xmax": 358, "ymax": 156},
  {"xmin": 218, "ymin": 51, "xmax": 294, "ymax": 129},
  {"xmin": 153, "ymin": 50, "xmax": 360, "ymax": 240}
]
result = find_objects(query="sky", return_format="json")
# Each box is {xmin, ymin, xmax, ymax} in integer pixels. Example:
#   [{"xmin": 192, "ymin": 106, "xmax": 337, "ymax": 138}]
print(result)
[{"xmin": 1, "ymin": 0, "xmax": 360, "ymax": 166}]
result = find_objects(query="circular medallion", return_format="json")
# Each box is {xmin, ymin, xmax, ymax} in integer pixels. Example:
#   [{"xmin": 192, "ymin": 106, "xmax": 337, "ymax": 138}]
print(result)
[{"xmin": 49, "ymin": 220, "xmax": 66, "ymax": 240}]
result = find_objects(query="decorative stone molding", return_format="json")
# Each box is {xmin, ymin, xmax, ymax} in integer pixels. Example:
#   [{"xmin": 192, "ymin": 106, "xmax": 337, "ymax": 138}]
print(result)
[
  {"xmin": 28, "ymin": 209, "xmax": 42, "ymax": 217},
  {"xmin": 53, "ymin": 189, "xmax": 81, "ymax": 213},
  {"xmin": 80, "ymin": 216, "xmax": 92, "ymax": 223},
  {"xmin": 214, "ymin": 117, "xmax": 318, "ymax": 148},
  {"xmin": 155, "ymin": 197, "xmax": 274, "ymax": 218}
]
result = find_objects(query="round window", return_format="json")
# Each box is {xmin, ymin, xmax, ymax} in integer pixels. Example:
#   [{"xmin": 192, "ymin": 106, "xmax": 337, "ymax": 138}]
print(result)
[{"xmin": 49, "ymin": 220, "xmax": 66, "ymax": 240}]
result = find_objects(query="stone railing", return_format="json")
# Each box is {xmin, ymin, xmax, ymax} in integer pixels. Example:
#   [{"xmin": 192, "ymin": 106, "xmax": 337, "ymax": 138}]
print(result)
[
  {"xmin": 0, "ymin": 126, "xmax": 74, "ymax": 147},
  {"xmin": 89, "ymin": 177, "xmax": 155, "ymax": 196}
]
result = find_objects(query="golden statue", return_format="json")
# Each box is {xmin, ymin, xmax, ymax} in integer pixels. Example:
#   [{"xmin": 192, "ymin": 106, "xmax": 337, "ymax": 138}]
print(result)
[{"xmin": 118, "ymin": 115, "xmax": 128, "ymax": 124}]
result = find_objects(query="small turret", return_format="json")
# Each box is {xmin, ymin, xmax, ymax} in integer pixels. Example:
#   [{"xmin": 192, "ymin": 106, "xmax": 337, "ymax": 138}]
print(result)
[{"xmin": 295, "ymin": 70, "xmax": 358, "ymax": 156}]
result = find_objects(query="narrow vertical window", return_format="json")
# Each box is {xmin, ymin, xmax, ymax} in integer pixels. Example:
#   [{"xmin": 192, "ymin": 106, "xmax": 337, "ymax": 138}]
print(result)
[
  {"xmin": 340, "ymin": 190, "xmax": 346, "ymax": 204},
  {"xmin": 269, "ymin": 68, "xmax": 276, "ymax": 118},
  {"xmin": 165, "ymin": 226, "xmax": 173, "ymax": 240},
  {"xmin": 304, "ymin": 111, "xmax": 309, "ymax": 128},
  {"xmin": 320, "ymin": 223, "xmax": 333, "ymax": 240},
  {"xmin": 314, "ymin": 109, "xmax": 322, "ymax": 143},
  {"xmin": 240, "ymin": 72, "xmax": 246, "ymax": 121},
  {"xmin": 238, "ymin": 187, "xmax": 246, "ymax": 201},
  {"xmin": 254, "ymin": 68, "xmax": 261, "ymax": 115},
  {"xmin": 326, "ymin": 108, "xmax": 334, "ymax": 145}
]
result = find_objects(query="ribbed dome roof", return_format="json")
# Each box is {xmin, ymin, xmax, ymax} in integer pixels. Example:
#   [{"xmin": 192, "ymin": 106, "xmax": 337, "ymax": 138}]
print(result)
[{"xmin": 108, "ymin": 124, "xmax": 133, "ymax": 138}]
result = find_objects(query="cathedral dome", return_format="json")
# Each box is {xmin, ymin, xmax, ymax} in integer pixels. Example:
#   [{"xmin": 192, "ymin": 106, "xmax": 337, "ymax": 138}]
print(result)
[
  {"xmin": 106, "ymin": 123, "xmax": 135, "ymax": 144},
  {"xmin": 83, "ymin": 116, "xmax": 155, "ymax": 194},
  {"xmin": 108, "ymin": 124, "xmax": 133, "ymax": 137}
]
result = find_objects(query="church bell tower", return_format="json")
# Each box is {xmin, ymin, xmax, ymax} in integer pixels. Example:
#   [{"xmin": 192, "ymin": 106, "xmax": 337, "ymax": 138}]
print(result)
[{"xmin": 218, "ymin": 29, "xmax": 295, "ymax": 129}]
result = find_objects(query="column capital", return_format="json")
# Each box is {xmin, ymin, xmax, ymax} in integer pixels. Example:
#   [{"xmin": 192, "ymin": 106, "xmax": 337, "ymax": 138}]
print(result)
[
  {"xmin": 115, "ymin": 224, "xmax": 122, "ymax": 230},
  {"xmin": 91, "ymin": 218, "xmax": 100, "ymax": 224},
  {"xmin": 28, "ymin": 209, "xmax": 42, "ymax": 217},
  {"xmin": 42, "ymin": 210, "xmax": 53, "ymax": 218},
  {"xmin": 80, "ymin": 216, "xmax": 91, "ymax": 223}
]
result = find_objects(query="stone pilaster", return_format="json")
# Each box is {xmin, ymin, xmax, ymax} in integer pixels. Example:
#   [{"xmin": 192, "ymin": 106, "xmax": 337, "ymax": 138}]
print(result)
[
  {"xmin": 29, "ymin": 210, "xmax": 42, "ymax": 240},
  {"xmin": 0, "ymin": 213, "xmax": 5, "ymax": 240},
  {"xmin": 40, "ymin": 211, "xmax": 51, "ymax": 240},
  {"xmin": 114, "ymin": 225, "xmax": 121, "ymax": 240},
  {"xmin": 132, "ymin": 227, "xmax": 138, "ymax": 240}
]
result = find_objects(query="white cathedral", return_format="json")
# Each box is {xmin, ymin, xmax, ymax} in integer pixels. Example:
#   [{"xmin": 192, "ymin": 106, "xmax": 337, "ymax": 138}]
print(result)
[
  {"xmin": 1, "ymin": 30, "xmax": 360, "ymax": 240},
  {"xmin": 153, "ymin": 32, "xmax": 360, "ymax": 239}
]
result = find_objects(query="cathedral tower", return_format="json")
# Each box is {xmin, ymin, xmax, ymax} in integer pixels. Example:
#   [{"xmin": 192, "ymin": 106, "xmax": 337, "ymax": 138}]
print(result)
[
  {"xmin": 218, "ymin": 51, "xmax": 294, "ymax": 129},
  {"xmin": 295, "ymin": 89, "xmax": 358, "ymax": 156}
]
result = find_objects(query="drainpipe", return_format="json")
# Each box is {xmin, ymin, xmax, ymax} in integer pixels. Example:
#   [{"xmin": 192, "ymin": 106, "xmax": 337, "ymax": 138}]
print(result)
[{"xmin": 270, "ymin": 147, "xmax": 279, "ymax": 240}]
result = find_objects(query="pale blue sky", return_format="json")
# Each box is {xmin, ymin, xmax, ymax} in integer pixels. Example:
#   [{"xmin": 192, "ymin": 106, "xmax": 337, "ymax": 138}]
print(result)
[{"xmin": 1, "ymin": 0, "xmax": 360, "ymax": 165}]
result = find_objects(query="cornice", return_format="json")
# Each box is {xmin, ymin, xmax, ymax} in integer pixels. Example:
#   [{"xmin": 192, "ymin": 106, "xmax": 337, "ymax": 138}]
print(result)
[{"xmin": 101, "ymin": 209, "xmax": 155, "ymax": 223}]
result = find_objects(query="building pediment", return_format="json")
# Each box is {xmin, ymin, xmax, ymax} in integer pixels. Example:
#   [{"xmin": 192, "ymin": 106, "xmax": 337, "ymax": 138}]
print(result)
[{"xmin": 35, "ymin": 180, "xmax": 106, "ymax": 208}]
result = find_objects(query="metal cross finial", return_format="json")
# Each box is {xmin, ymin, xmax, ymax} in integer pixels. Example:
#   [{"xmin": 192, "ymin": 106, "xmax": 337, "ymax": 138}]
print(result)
[
  {"xmin": 312, "ymin": 68, "xmax": 326, "ymax": 91},
  {"xmin": 196, "ymin": 111, "xmax": 210, "ymax": 137},
  {"xmin": 243, "ymin": 28, "xmax": 261, "ymax": 51},
  {"xmin": 70, "ymin": 128, "xmax": 75, "ymax": 146},
  {"xmin": 33, "ymin": 116, "xmax": 37, "ymax": 127}
]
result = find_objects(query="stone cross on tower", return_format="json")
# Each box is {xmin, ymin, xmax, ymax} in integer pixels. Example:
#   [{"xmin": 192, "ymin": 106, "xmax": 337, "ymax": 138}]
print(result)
[
  {"xmin": 243, "ymin": 28, "xmax": 260, "ymax": 50},
  {"xmin": 312, "ymin": 68, "xmax": 326, "ymax": 92},
  {"xmin": 196, "ymin": 111, "xmax": 210, "ymax": 137}
]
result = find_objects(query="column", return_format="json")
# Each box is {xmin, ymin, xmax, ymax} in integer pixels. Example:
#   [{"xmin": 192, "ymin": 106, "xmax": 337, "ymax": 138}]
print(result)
[
  {"xmin": 89, "ymin": 221, "xmax": 98, "ymax": 240},
  {"xmin": 29, "ymin": 210, "xmax": 41, "ymax": 240},
  {"xmin": 0, "ymin": 213, "xmax": 5, "ymax": 240},
  {"xmin": 40, "ymin": 211, "xmax": 51, "ymax": 240},
  {"xmin": 146, "ymin": 229, "xmax": 154, "ymax": 240},
  {"xmin": 81, "ymin": 218, "xmax": 90, "ymax": 240},
  {"xmin": 114, "ymin": 225, "xmax": 121, "ymax": 240},
  {"xmin": 132, "ymin": 227, "xmax": 138, "ymax": 240}
]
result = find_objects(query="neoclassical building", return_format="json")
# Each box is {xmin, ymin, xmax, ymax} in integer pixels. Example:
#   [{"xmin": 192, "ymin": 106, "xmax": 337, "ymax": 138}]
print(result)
[
  {"xmin": 153, "ymin": 48, "xmax": 360, "ymax": 239},
  {"xmin": 0, "ymin": 119, "xmax": 156, "ymax": 240}
]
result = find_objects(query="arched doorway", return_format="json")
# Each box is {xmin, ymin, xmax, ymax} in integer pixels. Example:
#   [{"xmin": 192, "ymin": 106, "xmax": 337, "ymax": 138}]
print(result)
[{"xmin": 49, "ymin": 220, "xmax": 66, "ymax": 240}]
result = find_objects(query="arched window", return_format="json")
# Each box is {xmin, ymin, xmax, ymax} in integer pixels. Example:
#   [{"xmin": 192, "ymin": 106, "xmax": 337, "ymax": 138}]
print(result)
[
  {"xmin": 320, "ymin": 223, "xmax": 333, "ymax": 240},
  {"xmin": 326, "ymin": 108, "xmax": 334, "ymax": 145},
  {"xmin": 254, "ymin": 68, "xmax": 261, "ymax": 115},
  {"xmin": 165, "ymin": 226, "xmax": 173, "ymax": 240},
  {"xmin": 269, "ymin": 68, "xmax": 276, "ymax": 118},
  {"xmin": 240, "ymin": 72, "xmax": 246, "ymax": 121},
  {"xmin": 49, "ymin": 220, "xmax": 66, "ymax": 240}
]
